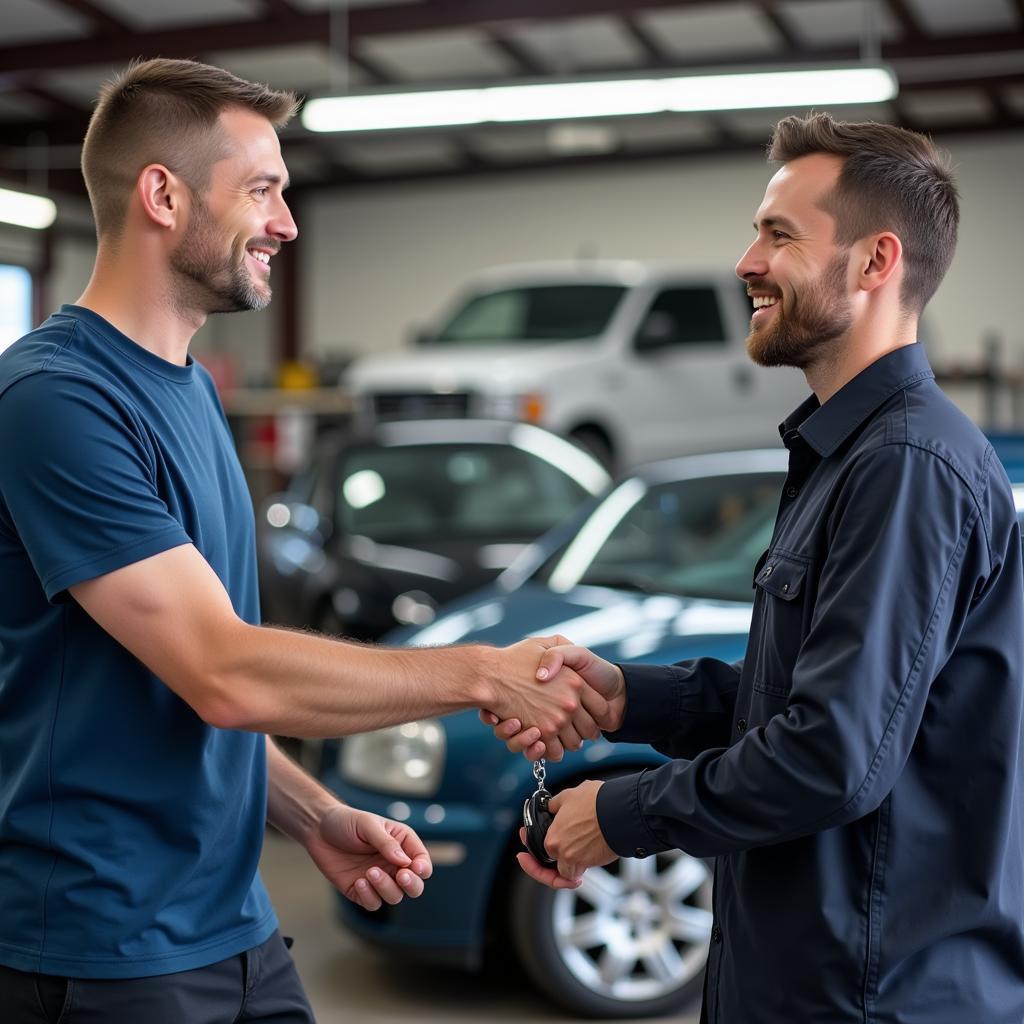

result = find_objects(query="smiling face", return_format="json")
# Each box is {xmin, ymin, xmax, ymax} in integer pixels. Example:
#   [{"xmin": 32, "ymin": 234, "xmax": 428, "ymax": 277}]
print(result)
[
  {"xmin": 169, "ymin": 106, "xmax": 297, "ymax": 315},
  {"xmin": 735, "ymin": 153, "xmax": 854, "ymax": 370}
]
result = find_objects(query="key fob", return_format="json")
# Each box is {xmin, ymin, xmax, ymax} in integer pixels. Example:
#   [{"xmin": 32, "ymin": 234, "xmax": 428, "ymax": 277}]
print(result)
[{"xmin": 522, "ymin": 788, "xmax": 557, "ymax": 868}]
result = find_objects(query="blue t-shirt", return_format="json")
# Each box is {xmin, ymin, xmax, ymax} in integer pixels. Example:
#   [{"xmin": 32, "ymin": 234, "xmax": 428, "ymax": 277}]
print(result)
[{"xmin": 0, "ymin": 305, "xmax": 276, "ymax": 978}]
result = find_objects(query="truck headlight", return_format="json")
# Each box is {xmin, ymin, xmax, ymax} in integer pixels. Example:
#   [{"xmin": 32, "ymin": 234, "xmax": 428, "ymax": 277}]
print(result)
[
  {"xmin": 339, "ymin": 719, "xmax": 446, "ymax": 796},
  {"xmin": 478, "ymin": 393, "xmax": 545, "ymax": 423}
]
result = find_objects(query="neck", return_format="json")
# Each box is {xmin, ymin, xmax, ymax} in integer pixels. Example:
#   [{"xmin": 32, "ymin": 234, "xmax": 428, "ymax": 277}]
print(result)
[
  {"xmin": 76, "ymin": 239, "xmax": 206, "ymax": 366},
  {"xmin": 804, "ymin": 306, "xmax": 918, "ymax": 405}
]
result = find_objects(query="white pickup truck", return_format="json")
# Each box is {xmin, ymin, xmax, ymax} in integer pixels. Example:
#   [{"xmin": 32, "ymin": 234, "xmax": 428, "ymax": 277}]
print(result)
[{"xmin": 345, "ymin": 261, "xmax": 810, "ymax": 469}]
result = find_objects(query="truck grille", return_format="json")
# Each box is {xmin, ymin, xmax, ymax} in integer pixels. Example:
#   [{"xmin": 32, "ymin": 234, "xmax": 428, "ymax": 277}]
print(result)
[{"xmin": 372, "ymin": 392, "xmax": 472, "ymax": 420}]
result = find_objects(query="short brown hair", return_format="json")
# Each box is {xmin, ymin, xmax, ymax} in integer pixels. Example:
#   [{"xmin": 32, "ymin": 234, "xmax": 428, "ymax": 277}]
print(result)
[
  {"xmin": 768, "ymin": 112, "xmax": 959, "ymax": 315},
  {"xmin": 81, "ymin": 58, "xmax": 298, "ymax": 239}
]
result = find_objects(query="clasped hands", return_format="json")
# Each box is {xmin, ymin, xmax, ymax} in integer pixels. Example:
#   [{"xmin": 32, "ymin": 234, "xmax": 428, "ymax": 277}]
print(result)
[
  {"xmin": 484, "ymin": 638, "xmax": 628, "ymax": 887},
  {"xmin": 316, "ymin": 638, "xmax": 626, "ymax": 908}
]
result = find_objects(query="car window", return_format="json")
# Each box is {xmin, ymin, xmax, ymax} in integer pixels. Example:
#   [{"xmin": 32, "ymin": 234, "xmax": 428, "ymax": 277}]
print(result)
[
  {"xmin": 336, "ymin": 443, "xmax": 593, "ymax": 541},
  {"xmin": 637, "ymin": 287, "xmax": 727, "ymax": 348},
  {"xmin": 433, "ymin": 285, "xmax": 626, "ymax": 344},
  {"xmin": 537, "ymin": 470, "xmax": 784, "ymax": 602}
]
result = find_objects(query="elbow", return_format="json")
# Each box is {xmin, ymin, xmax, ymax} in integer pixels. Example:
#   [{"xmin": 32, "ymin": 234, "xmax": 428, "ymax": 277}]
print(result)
[
  {"xmin": 177, "ymin": 623, "xmax": 267, "ymax": 732},
  {"xmin": 194, "ymin": 687, "xmax": 254, "ymax": 731}
]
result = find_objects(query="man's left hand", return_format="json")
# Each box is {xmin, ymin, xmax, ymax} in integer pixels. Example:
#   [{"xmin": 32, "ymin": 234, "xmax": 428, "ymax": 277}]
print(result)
[
  {"xmin": 519, "ymin": 779, "xmax": 617, "ymax": 883},
  {"xmin": 304, "ymin": 805, "xmax": 433, "ymax": 911}
]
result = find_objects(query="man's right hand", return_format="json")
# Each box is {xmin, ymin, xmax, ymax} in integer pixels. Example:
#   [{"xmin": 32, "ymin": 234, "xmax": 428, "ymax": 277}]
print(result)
[
  {"xmin": 483, "ymin": 644, "xmax": 627, "ymax": 761},
  {"xmin": 481, "ymin": 636, "xmax": 604, "ymax": 760}
]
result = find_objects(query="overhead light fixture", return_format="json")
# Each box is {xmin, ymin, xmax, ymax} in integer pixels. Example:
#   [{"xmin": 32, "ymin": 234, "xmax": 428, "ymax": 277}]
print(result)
[
  {"xmin": 0, "ymin": 186, "xmax": 57, "ymax": 230},
  {"xmin": 302, "ymin": 65, "xmax": 897, "ymax": 134}
]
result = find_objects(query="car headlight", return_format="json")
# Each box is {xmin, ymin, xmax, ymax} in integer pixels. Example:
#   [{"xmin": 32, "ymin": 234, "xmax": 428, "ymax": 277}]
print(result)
[{"xmin": 339, "ymin": 719, "xmax": 446, "ymax": 796}]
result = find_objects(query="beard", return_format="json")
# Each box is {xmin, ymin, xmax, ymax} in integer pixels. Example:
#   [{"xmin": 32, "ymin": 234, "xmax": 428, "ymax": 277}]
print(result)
[
  {"xmin": 169, "ymin": 197, "xmax": 271, "ymax": 315},
  {"xmin": 746, "ymin": 250, "xmax": 853, "ymax": 370}
]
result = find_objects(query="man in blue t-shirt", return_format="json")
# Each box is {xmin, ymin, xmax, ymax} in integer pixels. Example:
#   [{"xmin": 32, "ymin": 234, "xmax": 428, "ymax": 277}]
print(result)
[{"xmin": 0, "ymin": 59, "xmax": 598, "ymax": 1023}]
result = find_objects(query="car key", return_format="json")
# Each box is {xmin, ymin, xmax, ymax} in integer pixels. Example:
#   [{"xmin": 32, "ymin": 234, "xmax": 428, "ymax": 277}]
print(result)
[{"xmin": 522, "ymin": 758, "xmax": 557, "ymax": 868}]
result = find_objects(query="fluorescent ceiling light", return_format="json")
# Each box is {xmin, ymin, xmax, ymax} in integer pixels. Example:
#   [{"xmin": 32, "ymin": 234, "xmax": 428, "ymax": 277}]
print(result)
[
  {"xmin": 302, "ymin": 65, "xmax": 898, "ymax": 134},
  {"xmin": 486, "ymin": 79, "xmax": 665, "ymax": 122},
  {"xmin": 0, "ymin": 186, "xmax": 57, "ymax": 230},
  {"xmin": 665, "ymin": 67, "xmax": 897, "ymax": 111}
]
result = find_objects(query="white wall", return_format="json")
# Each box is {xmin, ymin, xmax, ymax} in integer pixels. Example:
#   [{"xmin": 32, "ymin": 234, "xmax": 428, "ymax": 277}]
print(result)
[
  {"xmin": 302, "ymin": 133, "xmax": 1024, "ymax": 378},
  {"xmin": 8, "ymin": 130, "xmax": 1024, "ymax": 393}
]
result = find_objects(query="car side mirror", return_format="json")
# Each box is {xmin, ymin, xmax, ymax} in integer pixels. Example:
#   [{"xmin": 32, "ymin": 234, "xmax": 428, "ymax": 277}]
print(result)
[{"xmin": 634, "ymin": 311, "xmax": 677, "ymax": 353}]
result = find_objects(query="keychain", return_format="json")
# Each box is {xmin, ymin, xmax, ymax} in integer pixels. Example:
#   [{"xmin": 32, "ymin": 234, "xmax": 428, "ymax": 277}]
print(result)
[{"xmin": 522, "ymin": 758, "xmax": 557, "ymax": 868}]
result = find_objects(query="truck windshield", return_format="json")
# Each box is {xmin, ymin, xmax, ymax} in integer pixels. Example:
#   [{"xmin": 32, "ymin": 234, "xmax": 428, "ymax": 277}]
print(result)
[{"xmin": 432, "ymin": 285, "xmax": 626, "ymax": 344}]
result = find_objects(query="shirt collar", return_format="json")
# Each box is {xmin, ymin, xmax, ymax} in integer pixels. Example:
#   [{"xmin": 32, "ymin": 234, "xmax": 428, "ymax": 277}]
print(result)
[{"xmin": 781, "ymin": 343, "xmax": 934, "ymax": 457}]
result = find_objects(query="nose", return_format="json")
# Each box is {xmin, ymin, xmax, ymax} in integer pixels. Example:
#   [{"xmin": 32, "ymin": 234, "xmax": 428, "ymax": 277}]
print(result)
[
  {"xmin": 735, "ymin": 238, "xmax": 767, "ymax": 283},
  {"xmin": 269, "ymin": 196, "xmax": 298, "ymax": 243}
]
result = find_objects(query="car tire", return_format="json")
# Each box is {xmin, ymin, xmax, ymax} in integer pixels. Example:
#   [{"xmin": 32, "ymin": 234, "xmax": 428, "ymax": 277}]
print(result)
[{"xmin": 508, "ymin": 837, "xmax": 712, "ymax": 1019}]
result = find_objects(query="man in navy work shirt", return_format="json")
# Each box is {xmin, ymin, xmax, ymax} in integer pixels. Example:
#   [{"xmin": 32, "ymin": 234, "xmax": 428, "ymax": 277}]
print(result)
[
  {"xmin": 0, "ymin": 60, "xmax": 596, "ymax": 1022},
  {"xmin": 493, "ymin": 115, "xmax": 1024, "ymax": 1022}
]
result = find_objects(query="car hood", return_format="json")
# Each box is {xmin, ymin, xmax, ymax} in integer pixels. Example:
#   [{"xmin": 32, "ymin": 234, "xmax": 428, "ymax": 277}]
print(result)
[
  {"xmin": 392, "ymin": 581, "xmax": 753, "ymax": 664},
  {"xmin": 346, "ymin": 342, "xmax": 601, "ymax": 393}
]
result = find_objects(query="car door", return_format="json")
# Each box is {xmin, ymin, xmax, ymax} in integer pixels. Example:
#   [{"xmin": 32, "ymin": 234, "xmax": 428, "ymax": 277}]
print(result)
[{"xmin": 623, "ymin": 284, "xmax": 765, "ymax": 461}]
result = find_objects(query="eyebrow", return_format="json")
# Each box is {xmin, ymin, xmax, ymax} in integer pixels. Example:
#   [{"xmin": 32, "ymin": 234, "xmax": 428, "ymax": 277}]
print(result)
[
  {"xmin": 245, "ymin": 172, "xmax": 290, "ymax": 190},
  {"xmin": 754, "ymin": 215, "xmax": 799, "ymax": 233}
]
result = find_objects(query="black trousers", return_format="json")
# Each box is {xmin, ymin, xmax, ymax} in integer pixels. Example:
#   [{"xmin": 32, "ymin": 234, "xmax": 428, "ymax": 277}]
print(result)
[{"xmin": 0, "ymin": 930, "xmax": 315, "ymax": 1023}]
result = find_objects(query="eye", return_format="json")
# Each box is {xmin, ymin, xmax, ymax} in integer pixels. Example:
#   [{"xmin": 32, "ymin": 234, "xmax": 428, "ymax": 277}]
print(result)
[
  {"xmin": 772, "ymin": 230, "xmax": 790, "ymax": 240},
  {"xmin": 253, "ymin": 187, "xmax": 269, "ymax": 198}
]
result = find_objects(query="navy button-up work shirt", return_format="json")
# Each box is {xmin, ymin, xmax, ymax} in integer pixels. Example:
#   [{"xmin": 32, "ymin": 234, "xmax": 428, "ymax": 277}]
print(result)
[{"xmin": 597, "ymin": 344, "xmax": 1024, "ymax": 1023}]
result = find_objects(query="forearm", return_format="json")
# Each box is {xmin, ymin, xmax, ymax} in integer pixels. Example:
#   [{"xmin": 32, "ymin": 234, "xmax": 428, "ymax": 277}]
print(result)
[
  {"xmin": 212, "ymin": 624, "xmax": 498, "ymax": 737},
  {"xmin": 68, "ymin": 544, "xmax": 572, "ymax": 740},
  {"xmin": 265, "ymin": 735, "xmax": 338, "ymax": 844}
]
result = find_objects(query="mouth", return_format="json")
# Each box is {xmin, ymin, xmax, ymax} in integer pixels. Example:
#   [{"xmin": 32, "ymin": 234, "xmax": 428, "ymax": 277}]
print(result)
[
  {"xmin": 246, "ymin": 246, "xmax": 274, "ymax": 274},
  {"xmin": 749, "ymin": 293, "xmax": 780, "ymax": 324}
]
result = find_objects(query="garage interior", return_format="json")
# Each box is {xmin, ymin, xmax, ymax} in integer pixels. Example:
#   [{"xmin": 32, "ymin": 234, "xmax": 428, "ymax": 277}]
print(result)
[{"xmin": 2, "ymin": 1, "xmax": 1023, "ymax": 1022}]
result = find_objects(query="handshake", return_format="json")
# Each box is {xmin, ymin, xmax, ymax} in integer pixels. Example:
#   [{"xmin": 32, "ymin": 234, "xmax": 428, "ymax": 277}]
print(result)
[{"xmin": 481, "ymin": 635, "xmax": 628, "ymax": 761}]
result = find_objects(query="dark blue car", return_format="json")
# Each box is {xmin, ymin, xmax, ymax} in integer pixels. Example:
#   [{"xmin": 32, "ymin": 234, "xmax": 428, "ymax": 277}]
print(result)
[
  {"xmin": 318, "ymin": 441, "xmax": 1024, "ymax": 1019},
  {"xmin": 319, "ymin": 450, "xmax": 789, "ymax": 1018}
]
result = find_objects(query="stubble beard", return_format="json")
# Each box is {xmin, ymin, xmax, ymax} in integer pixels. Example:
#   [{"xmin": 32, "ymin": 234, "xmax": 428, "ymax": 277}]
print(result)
[
  {"xmin": 746, "ymin": 250, "xmax": 853, "ymax": 371},
  {"xmin": 169, "ymin": 197, "xmax": 271, "ymax": 316}
]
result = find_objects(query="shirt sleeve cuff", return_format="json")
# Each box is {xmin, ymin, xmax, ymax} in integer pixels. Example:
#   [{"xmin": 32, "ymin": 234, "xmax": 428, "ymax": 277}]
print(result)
[
  {"xmin": 603, "ymin": 663, "xmax": 680, "ymax": 745},
  {"xmin": 597, "ymin": 772, "xmax": 671, "ymax": 859}
]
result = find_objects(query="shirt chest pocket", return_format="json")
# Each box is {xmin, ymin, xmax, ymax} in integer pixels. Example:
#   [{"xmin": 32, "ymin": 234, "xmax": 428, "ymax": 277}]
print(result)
[{"xmin": 750, "ymin": 551, "xmax": 812, "ymax": 703}]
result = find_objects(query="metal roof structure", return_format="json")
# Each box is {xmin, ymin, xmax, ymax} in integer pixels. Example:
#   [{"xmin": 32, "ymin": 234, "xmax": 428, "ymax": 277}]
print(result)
[{"xmin": 2, "ymin": 0, "xmax": 1023, "ymax": 199}]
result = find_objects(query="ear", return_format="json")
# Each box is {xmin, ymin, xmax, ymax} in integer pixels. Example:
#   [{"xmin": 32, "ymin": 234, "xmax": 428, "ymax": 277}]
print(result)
[
  {"xmin": 136, "ymin": 164, "xmax": 187, "ymax": 230},
  {"xmin": 857, "ymin": 231, "xmax": 903, "ymax": 294}
]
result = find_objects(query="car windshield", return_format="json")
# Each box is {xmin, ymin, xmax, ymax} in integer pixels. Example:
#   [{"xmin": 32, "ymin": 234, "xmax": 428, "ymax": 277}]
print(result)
[
  {"xmin": 337, "ymin": 442, "xmax": 594, "ymax": 542},
  {"xmin": 432, "ymin": 285, "xmax": 626, "ymax": 344},
  {"xmin": 533, "ymin": 469, "xmax": 785, "ymax": 602}
]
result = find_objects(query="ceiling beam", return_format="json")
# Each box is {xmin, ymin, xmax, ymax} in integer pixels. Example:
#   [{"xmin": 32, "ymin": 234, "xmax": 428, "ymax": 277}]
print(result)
[
  {"xmin": 884, "ymin": 0, "xmax": 927, "ymax": 38},
  {"xmin": 5, "ymin": 0, "xmax": 1024, "ymax": 75},
  {"xmin": 484, "ymin": 32, "xmax": 550, "ymax": 77},
  {"xmin": 345, "ymin": 50, "xmax": 399, "ymax": 86},
  {"xmin": 45, "ymin": 0, "xmax": 129, "ymax": 35},
  {"xmin": 619, "ymin": 16, "xmax": 673, "ymax": 64},
  {"xmin": 750, "ymin": 1, "xmax": 802, "ymax": 50}
]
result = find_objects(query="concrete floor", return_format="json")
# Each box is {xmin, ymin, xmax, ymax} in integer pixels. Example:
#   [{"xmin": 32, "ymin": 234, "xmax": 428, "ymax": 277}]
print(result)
[{"xmin": 259, "ymin": 828, "xmax": 701, "ymax": 1024}]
